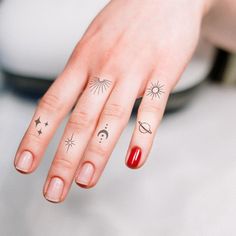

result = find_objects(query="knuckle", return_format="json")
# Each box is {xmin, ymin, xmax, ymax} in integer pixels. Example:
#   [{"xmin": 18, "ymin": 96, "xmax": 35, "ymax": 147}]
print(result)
[
  {"xmin": 102, "ymin": 103, "xmax": 127, "ymax": 120},
  {"xmin": 68, "ymin": 110, "xmax": 95, "ymax": 130},
  {"xmin": 140, "ymin": 103, "xmax": 164, "ymax": 114},
  {"xmin": 38, "ymin": 93, "xmax": 62, "ymax": 112},
  {"xmin": 87, "ymin": 144, "xmax": 107, "ymax": 158},
  {"xmin": 52, "ymin": 158, "xmax": 75, "ymax": 172}
]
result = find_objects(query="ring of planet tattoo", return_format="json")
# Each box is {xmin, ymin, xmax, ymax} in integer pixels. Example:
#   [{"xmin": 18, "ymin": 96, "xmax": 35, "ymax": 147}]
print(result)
[
  {"xmin": 34, "ymin": 116, "xmax": 49, "ymax": 136},
  {"xmin": 146, "ymin": 81, "xmax": 165, "ymax": 100},
  {"xmin": 97, "ymin": 124, "xmax": 109, "ymax": 143},
  {"xmin": 138, "ymin": 121, "xmax": 152, "ymax": 134},
  {"xmin": 89, "ymin": 77, "xmax": 112, "ymax": 95}
]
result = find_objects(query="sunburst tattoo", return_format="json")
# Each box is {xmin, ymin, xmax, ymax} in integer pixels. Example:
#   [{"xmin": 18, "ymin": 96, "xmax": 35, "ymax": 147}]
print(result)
[
  {"xmin": 89, "ymin": 77, "xmax": 112, "ymax": 95},
  {"xmin": 146, "ymin": 81, "xmax": 165, "ymax": 100},
  {"xmin": 65, "ymin": 133, "xmax": 75, "ymax": 153}
]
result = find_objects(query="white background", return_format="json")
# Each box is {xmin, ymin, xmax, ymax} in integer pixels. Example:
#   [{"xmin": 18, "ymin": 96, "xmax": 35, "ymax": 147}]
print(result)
[{"xmin": 0, "ymin": 80, "xmax": 236, "ymax": 236}]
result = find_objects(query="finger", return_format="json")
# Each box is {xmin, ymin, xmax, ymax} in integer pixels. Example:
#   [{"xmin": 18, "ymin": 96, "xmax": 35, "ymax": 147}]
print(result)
[
  {"xmin": 43, "ymin": 75, "xmax": 115, "ymax": 202},
  {"xmin": 14, "ymin": 49, "xmax": 88, "ymax": 174},
  {"xmin": 75, "ymin": 77, "xmax": 141, "ymax": 188},
  {"xmin": 126, "ymin": 72, "xmax": 173, "ymax": 169}
]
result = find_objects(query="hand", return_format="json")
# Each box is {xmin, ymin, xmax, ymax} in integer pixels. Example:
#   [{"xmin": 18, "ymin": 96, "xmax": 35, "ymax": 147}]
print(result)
[{"xmin": 14, "ymin": 0, "xmax": 212, "ymax": 203}]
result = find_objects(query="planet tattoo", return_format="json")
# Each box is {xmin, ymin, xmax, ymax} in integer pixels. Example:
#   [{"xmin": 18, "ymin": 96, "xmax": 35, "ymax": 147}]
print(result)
[{"xmin": 138, "ymin": 121, "xmax": 152, "ymax": 134}]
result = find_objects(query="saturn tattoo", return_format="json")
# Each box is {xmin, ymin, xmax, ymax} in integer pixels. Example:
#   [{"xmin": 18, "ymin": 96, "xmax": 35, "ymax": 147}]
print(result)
[{"xmin": 138, "ymin": 121, "xmax": 152, "ymax": 134}]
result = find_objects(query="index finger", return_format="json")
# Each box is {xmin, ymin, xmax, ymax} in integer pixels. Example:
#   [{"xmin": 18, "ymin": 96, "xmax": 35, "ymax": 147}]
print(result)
[{"xmin": 14, "ymin": 52, "xmax": 88, "ymax": 173}]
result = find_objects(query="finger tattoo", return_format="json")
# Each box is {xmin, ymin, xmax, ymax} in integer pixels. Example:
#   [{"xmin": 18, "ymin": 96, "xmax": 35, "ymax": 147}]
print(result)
[
  {"xmin": 34, "ymin": 116, "xmax": 49, "ymax": 136},
  {"xmin": 89, "ymin": 77, "xmax": 112, "ymax": 95},
  {"xmin": 97, "ymin": 124, "xmax": 109, "ymax": 143},
  {"xmin": 138, "ymin": 121, "xmax": 152, "ymax": 135},
  {"xmin": 146, "ymin": 81, "xmax": 165, "ymax": 100},
  {"xmin": 65, "ymin": 133, "xmax": 75, "ymax": 153}
]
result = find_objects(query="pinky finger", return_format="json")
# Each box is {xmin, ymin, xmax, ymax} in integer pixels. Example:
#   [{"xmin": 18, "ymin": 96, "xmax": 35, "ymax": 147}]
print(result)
[{"xmin": 125, "ymin": 77, "xmax": 172, "ymax": 169}]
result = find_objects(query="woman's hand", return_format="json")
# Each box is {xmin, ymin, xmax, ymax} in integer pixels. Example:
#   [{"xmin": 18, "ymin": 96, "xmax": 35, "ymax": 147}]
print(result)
[{"xmin": 14, "ymin": 0, "xmax": 212, "ymax": 203}]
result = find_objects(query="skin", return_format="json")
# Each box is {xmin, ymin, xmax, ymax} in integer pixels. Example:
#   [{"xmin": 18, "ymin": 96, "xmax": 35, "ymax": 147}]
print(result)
[{"xmin": 14, "ymin": 0, "xmax": 235, "ymax": 203}]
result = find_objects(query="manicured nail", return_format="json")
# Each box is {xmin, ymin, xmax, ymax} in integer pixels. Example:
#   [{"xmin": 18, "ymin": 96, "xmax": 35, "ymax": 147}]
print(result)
[
  {"xmin": 127, "ymin": 146, "xmax": 142, "ymax": 169},
  {"xmin": 45, "ymin": 177, "xmax": 64, "ymax": 203},
  {"xmin": 15, "ymin": 151, "xmax": 33, "ymax": 172},
  {"xmin": 76, "ymin": 162, "xmax": 94, "ymax": 186}
]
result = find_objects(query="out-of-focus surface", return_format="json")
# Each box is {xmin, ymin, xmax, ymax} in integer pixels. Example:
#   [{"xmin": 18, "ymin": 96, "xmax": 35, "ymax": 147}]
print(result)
[
  {"xmin": 0, "ymin": 0, "xmax": 215, "ymax": 93},
  {"xmin": 0, "ymin": 79, "xmax": 236, "ymax": 235}
]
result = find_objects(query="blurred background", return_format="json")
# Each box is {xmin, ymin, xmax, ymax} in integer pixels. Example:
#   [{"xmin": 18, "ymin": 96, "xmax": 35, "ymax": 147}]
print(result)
[{"xmin": 0, "ymin": 1, "xmax": 236, "ymax": 236}]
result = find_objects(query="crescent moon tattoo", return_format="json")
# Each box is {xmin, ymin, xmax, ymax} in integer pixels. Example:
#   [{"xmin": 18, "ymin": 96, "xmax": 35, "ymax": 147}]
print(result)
[
  {"xmin": 97, "ymin": 124, "xmax": 109, "ymax": 143},
  {"xmin": 97, "ymin": 130, "xmax": 109, "ymax": 139}
]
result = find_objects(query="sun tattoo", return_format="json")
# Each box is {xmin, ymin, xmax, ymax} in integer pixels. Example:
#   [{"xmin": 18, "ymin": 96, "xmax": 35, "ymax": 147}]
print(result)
[
  {"xmin": 65, "ymin": 133, "xmax": 75, "ymax": 153},
  {"xmin": 146, "ymin": 81, "xmax": 165, "ymax": 100},
  {"xmin": 89, "ymin": 77, "xmax": 112, "ymax": 95}
]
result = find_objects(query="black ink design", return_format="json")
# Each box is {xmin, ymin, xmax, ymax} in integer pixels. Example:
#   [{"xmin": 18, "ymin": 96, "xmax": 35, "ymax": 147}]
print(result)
[
  {"xmin": 89, "ymin": 77, "xmax": 112, "ymax": 95},
  {"xmin": 97, "ymin": 124, "xmax": 109, "ymax": 143},
  {"xmin": 34, "ymin": 116, "xmax": 49, "ymax": 136},
  {"xmin": 138, "ymin": 121, "xmax": 152, "ymax": 134},
  {"xmin": 35, "ymin": 117, "xmax": 41, "ymax": 127},
  {"xmin": 38, "ymin": 129, "xmax": 42, "ymax": 136},
  {"xmin": 146, "ymin": 81, "xmax": 164, "ymax": 100},
  {"xmin": 65, "ymin": 133, "xmax": 75, "ymax": 153}
]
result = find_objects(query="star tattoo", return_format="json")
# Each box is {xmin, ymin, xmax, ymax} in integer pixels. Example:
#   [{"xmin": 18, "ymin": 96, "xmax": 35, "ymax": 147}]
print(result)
[
  {"xmin": 38, "ymin": 129, "xmax": 42, "ymax": 136},
  {"xmin": 65, "ymin": 133, "xmax": 75, "ymax": 153},
  {"xmin": 35, "ymin": 117, "xmax": 41, "ymax": 127}
]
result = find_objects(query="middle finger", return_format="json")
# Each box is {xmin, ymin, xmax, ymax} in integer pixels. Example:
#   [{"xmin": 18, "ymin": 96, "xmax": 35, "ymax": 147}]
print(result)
[{"xmin": 43, "ymin": 74, "xmax": 115, "ymax": 202}]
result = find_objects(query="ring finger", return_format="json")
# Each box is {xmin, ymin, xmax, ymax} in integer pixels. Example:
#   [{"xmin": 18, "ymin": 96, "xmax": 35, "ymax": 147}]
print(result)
[
  {"xmin": 126, "ymin": 72, "xmax": 172, "ymax": 169},
  {"xmin": 75, "ymin": 76, "xmax": 142, "ymax": 188}
]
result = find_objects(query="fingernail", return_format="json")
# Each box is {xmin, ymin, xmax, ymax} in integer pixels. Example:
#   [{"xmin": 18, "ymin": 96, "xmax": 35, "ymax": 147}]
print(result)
[
  {"xmin": 45, "ymin": 177, "xmax": 64, "ymax": 203},
  {"xmin": 127, "ymin": 146, "xmax": 142, "ymax": 169},
  {"xmin": 15, "ymin": 151, "xmax": 33, "ymax": 172},
  {"xmin": 76, "ymin": 162, "xmax": 94, "ymax": 186}
]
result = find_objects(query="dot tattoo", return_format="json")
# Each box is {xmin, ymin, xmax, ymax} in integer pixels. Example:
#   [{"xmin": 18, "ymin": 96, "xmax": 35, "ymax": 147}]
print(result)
[
  {"xmin": 65, "ymin": 133, "xmax": 75, "ymax": 153},
  {"xmin": 97, "ymin": 124, "xmax": 109, "ymax": 143},
  {"xmin": 138, "ymin": 121, "xmax": 152, "ymax": 134},
  {"xmin": 146, "ymin": 81, "xmax": 165, "ymax": 100},
  {"xmin": 34, "ymin": 116, "xmax": 49, "ymax": 136},
  {"xmin": 89, "ymin": 77, "xmax": 112, "ymax": 95}
]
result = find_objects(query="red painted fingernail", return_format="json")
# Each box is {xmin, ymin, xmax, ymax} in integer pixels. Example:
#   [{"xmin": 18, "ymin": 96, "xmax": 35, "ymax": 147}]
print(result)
[{"xmin": 127, "ymin": 146, "xmax": 142, "ymax": 169}]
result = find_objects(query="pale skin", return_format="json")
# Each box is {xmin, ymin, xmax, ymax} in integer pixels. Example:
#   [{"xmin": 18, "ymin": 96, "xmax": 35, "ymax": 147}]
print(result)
[{"xmin": 14, "ymin": 0, "xmax": 236, "ymax": 203}]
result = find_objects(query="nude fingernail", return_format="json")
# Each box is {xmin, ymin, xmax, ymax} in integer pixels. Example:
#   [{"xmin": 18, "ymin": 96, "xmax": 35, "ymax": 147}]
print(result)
[
  {"xmin": 45, "ymin": 177, "xmax": 64, "ymax": 203},
  {"xmin": 76, "ymin": 162, "xmax": 94, "ymax": 186},
  {"xmin": 15, "ymin": 151, "xmax": 33, "ymax": 172}
]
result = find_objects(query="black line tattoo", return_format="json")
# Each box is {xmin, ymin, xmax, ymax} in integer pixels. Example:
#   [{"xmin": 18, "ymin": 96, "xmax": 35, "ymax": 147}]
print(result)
[
  {"xmin": 138, "ymin": 121, "xmax": 152, "ymax": 134},
  {"xmin": 146, "ymin": 81, "xmax": 165, "ymax": 100},
  {"xmin": 65, "ymin": 133, "xmax": 75, "ymax": 152},
  {"xmin": 34, "ymin": 116, "xmax": 49, "ymax": 136},
  {"xmin": 89, "ymin": 77, "xmax": 112, "ymax": 95},
  {"xmin": 97, "ymin": 124, "xmax": 109, "ymax": 143}
]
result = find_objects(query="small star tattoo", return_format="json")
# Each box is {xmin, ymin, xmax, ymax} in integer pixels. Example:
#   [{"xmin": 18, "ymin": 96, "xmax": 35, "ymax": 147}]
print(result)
[
  {"xmin": 38, "ymin": 129, "xmax": 42, "ymax": 136},
  {"xmin": 35, "ymin": 117, "xmax": 41, "ymax": 127},
  {"xmin": 65, "ymin": 133, "xmax": 75, "ymax": 153},
  {"xmin": 44, "ymin": 122, "xmax": 48, "ymax": 127}
]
